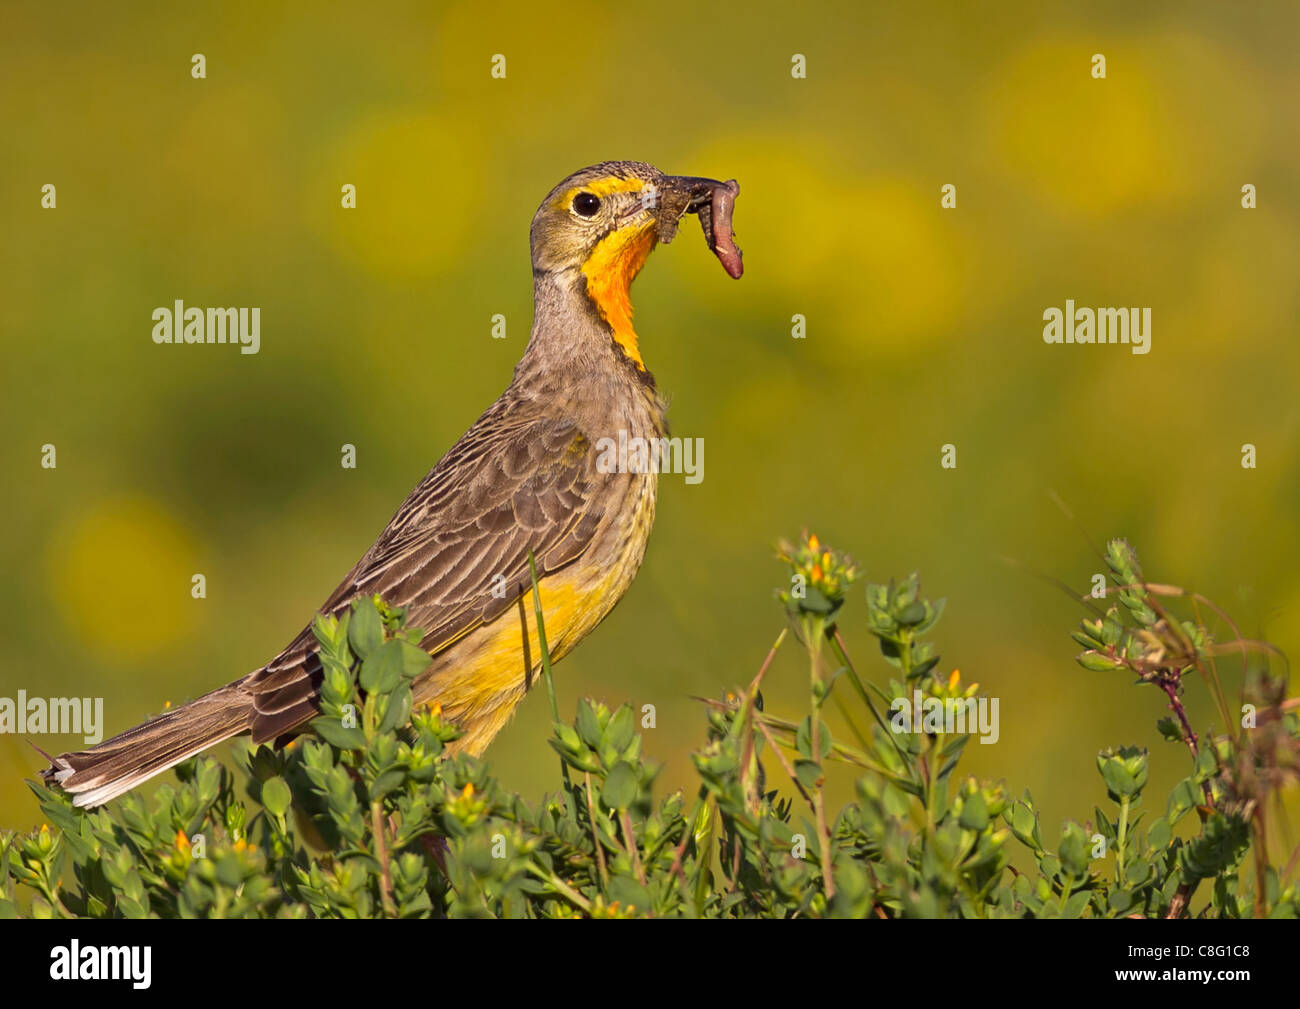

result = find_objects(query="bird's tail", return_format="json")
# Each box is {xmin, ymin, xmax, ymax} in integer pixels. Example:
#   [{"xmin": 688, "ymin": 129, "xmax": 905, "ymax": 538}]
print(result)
[{"xmin": 40, "ymin": 680, "xmax": 254, "ymax": 808}]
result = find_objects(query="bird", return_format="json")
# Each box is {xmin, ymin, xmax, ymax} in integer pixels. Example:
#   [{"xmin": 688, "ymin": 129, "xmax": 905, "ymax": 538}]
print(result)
[{"xmin": 42, "ymin": 160, "xmax": 743, "ymax": 808}]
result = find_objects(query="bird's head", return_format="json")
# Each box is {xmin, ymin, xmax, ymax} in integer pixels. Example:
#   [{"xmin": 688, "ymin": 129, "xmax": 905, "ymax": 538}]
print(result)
[{"xmin": 529, "ymin": 160, "xmax": 742, "ymax": 370}]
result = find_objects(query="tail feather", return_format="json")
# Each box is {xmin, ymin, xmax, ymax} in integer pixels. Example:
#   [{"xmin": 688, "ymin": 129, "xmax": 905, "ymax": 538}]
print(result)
[{"xmin": 41, "ymin": 681, "xmax": 253, "ymax": 808}]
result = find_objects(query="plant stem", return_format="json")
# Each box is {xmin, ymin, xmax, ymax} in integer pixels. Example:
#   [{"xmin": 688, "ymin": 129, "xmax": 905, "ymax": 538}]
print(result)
[
  {"xmin": 527, "ymin": 552, "xmax": 559, "ymax": 723},
  {"xmin": 736, "ymin": 629, "xmax": 785, "ymax": 817},
  {"xmin": 692, "ymin": 800, "xmax": 714, "ymax": 909},
  {"xmin": 620, "ymin": 810, "xmax": 646, "ymax": 885},
  {"xmin": 1253, "ymin": 801, "xmax": 1268, "ymax": 919},
  {"xmin": 757, "ymin": 719, "xmax": 812, "ymax": 804},
  {"xmin": 528, "ymin": 551, "xmax": 571, "ymax": 791},
  {"xmin": 526, "ymin": 863, "xmax": 592, "ymax": 913},
  {"xmin": 1116, "ymin": 795, "xmax": 1130, "ymax": 883},
  {"xmin": 830, "ymin": 629, "xmax": 910, "ymax": 766},
  {"xmin": 666, "ymin": 790, "xmax": 706, "ymax": 882},
  {"xmin": 371, "ymin": 799, "xmax": 396, "ymax": 917},
  {"xmin": 926, "ymin": 732, "xmax": 946, "ymax": 832},
  {"xmin": 584, "ymin": 772, "xmax": 609, "ymax": 887},
  {"xmin": 806, "ymin": 618, "xmax": 836, "ymax": 900},
  {"xmin": 1058, "ymin": 872, "xmax": 1074, "ymax": 913}
]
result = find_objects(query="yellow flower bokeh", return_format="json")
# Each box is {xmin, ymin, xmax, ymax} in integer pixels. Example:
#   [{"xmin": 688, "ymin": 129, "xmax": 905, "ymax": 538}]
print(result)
[
  {"xmin": 44, "ymin": 498, "xmax": 200, "ymax": 661},
  {"xmin": 306, "ymin": 110, "xmax": 484, "ymax": 279}
]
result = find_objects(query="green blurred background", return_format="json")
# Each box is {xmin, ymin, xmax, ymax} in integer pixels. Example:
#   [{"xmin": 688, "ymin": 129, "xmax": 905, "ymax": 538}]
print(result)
[{"xmin": 3, "ymin": 1, "xmax": 1298, "ymax": 847}]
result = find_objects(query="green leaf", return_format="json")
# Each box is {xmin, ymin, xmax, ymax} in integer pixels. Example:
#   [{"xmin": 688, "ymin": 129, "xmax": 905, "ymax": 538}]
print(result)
[
  {"xmin": 1100, "ymin": 760, "xmax": 1137, "ymax": 799},
  {"xmin": 1010, "ymin": 802, "xmax": 1040, "ymax": 849},
  {"xmin": 796, "ymin": 716, "xmax": 832, "ymax": 760},
  {"xmin": 897, "ymin": 601, "xmax": 926, "ymax": 626},
  {"xmin": 553, "ymin": 722, "xmax": 582, "ymax": 753},
  {"xmin": 1058, "ymin": 825, "xmax": 1090, "ymax": 877},
  {"xmin": 378, "ymin": 684, "xmax": 413, "ymax": 734},
  {"xmin": 1167, "ymin": 777, "xmax": 1199, "ymax": 826},
  {"xmin": 396, "ymin": 640, "xmax": 431, "ymax": 679},
  {"xmin": 576, "ymin": 699, "xmax": 602, "ymax": 749},
  {"xmin": 311, "ymin": 716, "xmax": 366, "ymax": 751},
  {"xmin": 348, "ymin": 598, "xmax": 384, "ymax": 659},
  {"xmin": 606, "ymin": 705, "xmax": 636, "ymax": 754},
  {"xmin": 606, "ymin": 874, "xmax": 651, "ymax": 914},
  {"xmin": 959, "ymin": 791, "xmax": 989, "ymax": 831},
  {"xmin": 553, "ymin": 746, "xmax": 602, "ymax": 775},
  {"xmin": 794, "ymin": 759, "xmax": 822, "ymax": 790},
  {"xmin": 796, "ymin": 716, "xmax": 813, "ymax": 759},
  {"xmin": 800, "ymin": 584, "xmax": 836, "ymax": 615},
  {"xmin": 261, "ymin": 777, "xmax": 292, "ymax": 818},
  {"xmin": 215, "ymin": 853, "xmax": 244, "ymax": 888},
  {"xmin": 1063, "ymin": 890, "xmax": 1091, "ymax": 918},
  {"xmin": 370, "ymin": 769, "xmax": 405, "ymax": 799},
  {"xmin": 360, "ymin": 640, "xmax": 405, "ymax": 694},
  {"xmin": 1125, "ymin": 856, "xmax": 1153, "ymax": 887},
  {"xmin": 1071, "ymin": 630, "xmax": 1103, "ymax": 650},
  {"xmin": 1193, "ymin": 744, "xmax": 1217, "ymax": 783},
  {"xmin": 1147, "ymin": 817, "xmax": 1172, "ymax": 851},
  {"xmin": 600, "ymin": 762, "xmax": 638, "ymax": 809},
  {"xmin": 1077, "ymin": 652, "xmax": 1125, "ymax": 672},
  {"xmin": 311, "ymin": 613, "xmax": 339, "ymax": 649}
]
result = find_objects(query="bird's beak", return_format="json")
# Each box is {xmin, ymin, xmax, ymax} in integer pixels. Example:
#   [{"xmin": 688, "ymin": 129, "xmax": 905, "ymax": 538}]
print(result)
[{"xmin": 654, "ymin": 175, "xmax": 744, "ymax": 279}]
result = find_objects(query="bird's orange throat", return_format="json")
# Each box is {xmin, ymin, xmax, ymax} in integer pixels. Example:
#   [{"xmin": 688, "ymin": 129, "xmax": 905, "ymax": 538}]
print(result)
[{"xmin": 581, "ymin": 224, "xmax": 657, "ymax": 370}]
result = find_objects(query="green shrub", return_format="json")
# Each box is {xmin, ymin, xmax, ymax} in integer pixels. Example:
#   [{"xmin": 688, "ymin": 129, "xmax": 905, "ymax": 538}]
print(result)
[{"xmin": 3, "ymin": 536, "xmax": 1296, "ymax": 918}]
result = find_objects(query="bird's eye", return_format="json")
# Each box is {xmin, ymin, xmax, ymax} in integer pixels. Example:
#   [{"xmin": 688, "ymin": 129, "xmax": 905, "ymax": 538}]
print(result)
[{"xmin": 572, "ymin": 192, "xmax": 601, "ymax": 217}]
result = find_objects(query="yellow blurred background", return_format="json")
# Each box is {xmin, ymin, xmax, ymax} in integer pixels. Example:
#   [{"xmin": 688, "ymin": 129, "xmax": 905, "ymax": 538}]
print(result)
[{"xmin": 3, "ymin": 1, "xmax": 1298, "ymax": 849}]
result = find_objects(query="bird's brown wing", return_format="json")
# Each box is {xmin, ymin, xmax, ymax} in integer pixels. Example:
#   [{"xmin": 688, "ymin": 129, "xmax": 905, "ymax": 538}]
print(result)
[{"xmin": 244, "ymin": 406, "xmax": 604, "ymax": 742}]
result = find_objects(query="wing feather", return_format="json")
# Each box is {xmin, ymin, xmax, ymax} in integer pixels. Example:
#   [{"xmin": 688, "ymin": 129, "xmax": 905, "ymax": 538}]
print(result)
[{"xmin": 245, "ymin": 405, "xmax": 603, "ymax": 743}]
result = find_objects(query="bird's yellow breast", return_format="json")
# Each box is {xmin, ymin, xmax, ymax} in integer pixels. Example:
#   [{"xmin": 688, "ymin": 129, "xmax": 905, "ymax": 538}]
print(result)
[{"xmin": 417, "ymin": 474, "xmax": 657, "ymax": 755}]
